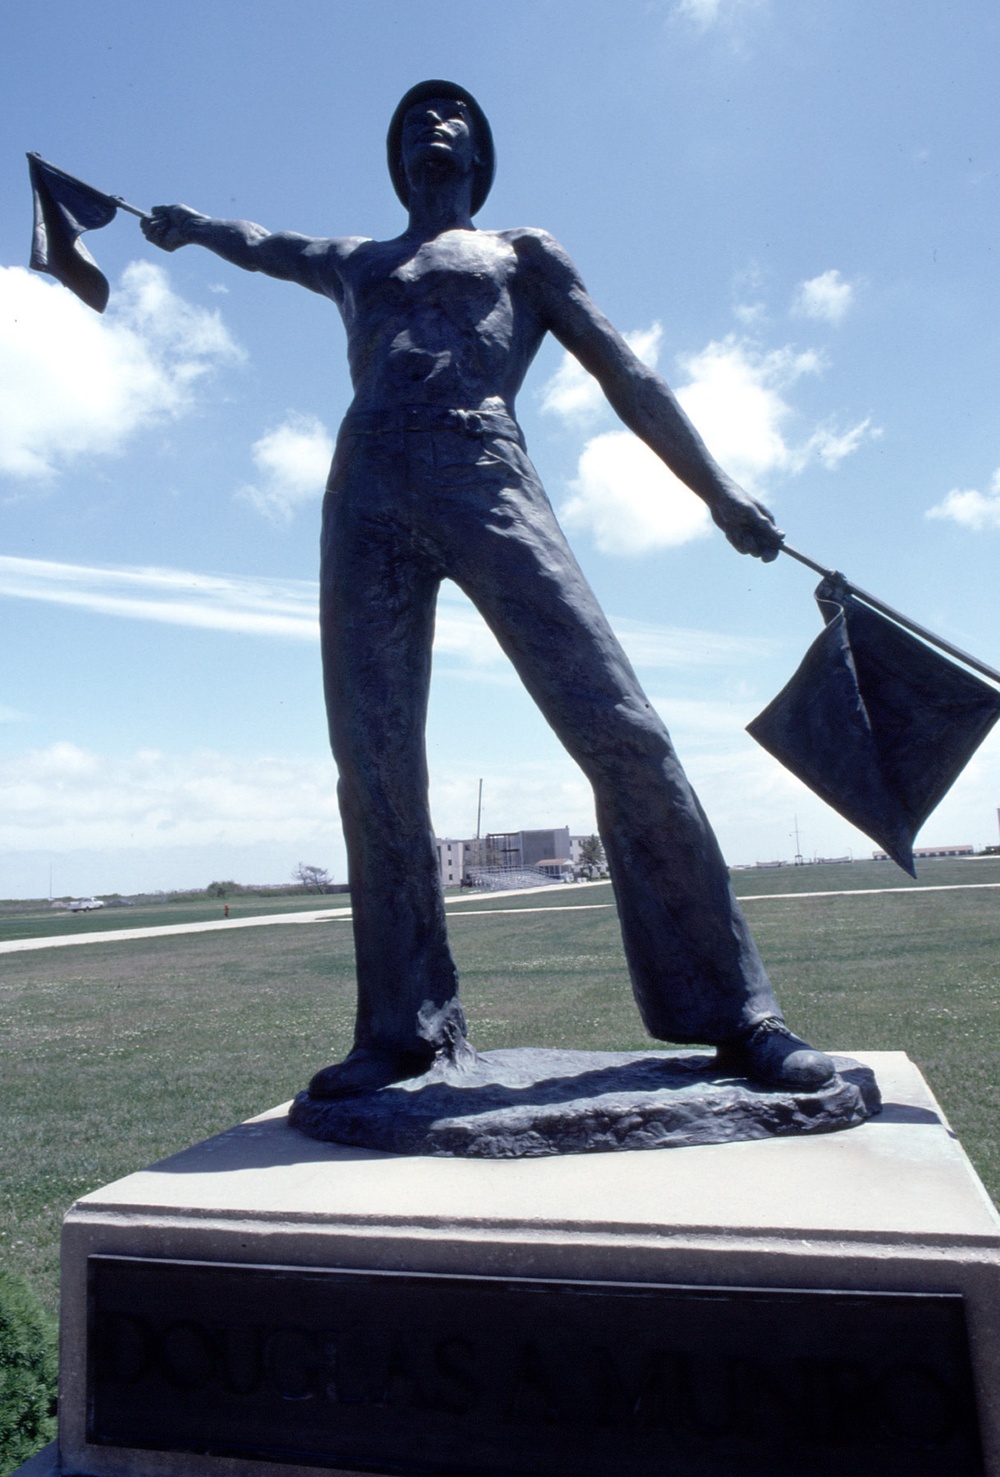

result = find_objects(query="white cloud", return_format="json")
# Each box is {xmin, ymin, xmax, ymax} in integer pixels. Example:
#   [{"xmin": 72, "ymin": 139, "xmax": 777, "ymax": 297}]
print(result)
[
  {"xmin": 562, "ymin": 430, "xmax": 713, "ymax": 555},
  {"xmin": 4, "ymin": 721, "xmax": 994, "ymax": 894},
  {"xmin": 0, "ymin": 557, "xmax": 506, "ymax": 658},
  {"xmin": 0, "ymin": 556, "xmax": 769, "ymax": 676},
  {"xmin": 792, "ymin": 269, "xmax": 855, "ymax": 325},
  {"xmin": 675, "ymin": 337, "xmax": 823, "ymax": 482},
  {"xmin": 549, "ymin": 331, "xmax": 874, "ymax": 554},
  {"xmin": 679, "ymin": 337, "xmax": 874, "ymax": 476},
  {"xmin": 0, "ymin": 743, "xmax": 343, "ymax": 854},
  {"xmin": 237, "ymin": 413, "xmax": 334, "ymax": 521},
  {"xmin": 927, "ymin": 469, "xmax": 1000, "ymax": 530},
  {"xmin": 806, "ymin": 419, "xmax": 876, "ymax": 468},
  {"xmin": 539, "ymin": 353, "xmax": 604, "ymax": 424},
  {"xmin": 0, "ymin": 556, "xmax": 319, "ymax": 639},
  {"xmin": 428, "ymin": 702, "xmax": 911, "ymax": 869},
  {"xmin": 434, "ymin": 588, "xmax": 507, "ymax": 668},
  {"xmin": 611, "ymin": 618, "xmax": 772, "ymax": 669},
  {"xmin": 434, "ymin": 587, "xmax": 773, "ymax": 673},
  {"xmin": 733, "ymin": 300, "xmax": 767, "ymax": 327},
  {"xmin": 676, "ymin": 0, "xmax": 723, "ymax": 22},
  {"xmin": 429, "ymin": 760, "xmax": 597, "ymax": 843},
  {"xmin": 674, "ymin": 0, "xmax": 765, "ymax": 29},
  {"xmin": 0, "ymin": 262, "xmax": 242, "ymax": 480},
  {"xmin": 539, "ymin": 323, "xmax": 663, "ymax": 423}
]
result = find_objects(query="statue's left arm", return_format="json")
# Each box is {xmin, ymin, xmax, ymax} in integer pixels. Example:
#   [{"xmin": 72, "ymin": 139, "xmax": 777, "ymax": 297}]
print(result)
[{"xmin": 518, "ymin": 231, "xmax": 783, "ymax": 561}]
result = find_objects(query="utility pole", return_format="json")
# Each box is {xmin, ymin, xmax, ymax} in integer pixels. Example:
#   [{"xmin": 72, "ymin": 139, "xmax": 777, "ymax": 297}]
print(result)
[{"xmin": 472, "ymin": 778, "xmax": 484, "ymax": 873}]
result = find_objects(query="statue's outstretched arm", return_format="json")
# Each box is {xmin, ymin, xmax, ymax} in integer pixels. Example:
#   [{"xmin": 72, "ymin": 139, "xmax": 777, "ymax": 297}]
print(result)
[
  {"xmin": 523, "ymin": 231, "xmax": 783, "ymax": 561},
  {"xmin": 141, "ymin": 205, "xmax": 345, "ymax": 296}
]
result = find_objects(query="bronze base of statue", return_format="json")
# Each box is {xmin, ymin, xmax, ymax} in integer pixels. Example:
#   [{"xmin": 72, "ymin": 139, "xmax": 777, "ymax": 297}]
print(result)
[{"xmin": 288, "ymin": 1047, "xmax": 879, "ymax": 1158}]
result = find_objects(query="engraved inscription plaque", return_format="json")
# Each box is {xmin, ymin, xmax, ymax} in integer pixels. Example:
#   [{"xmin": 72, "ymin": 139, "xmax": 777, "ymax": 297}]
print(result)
[{"xmin": 87, "ymin": 1256, "xmax": 982, "ymax": 1477}]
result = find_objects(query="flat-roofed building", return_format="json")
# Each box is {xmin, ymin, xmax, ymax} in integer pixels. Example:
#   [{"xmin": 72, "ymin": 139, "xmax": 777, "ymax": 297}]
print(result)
[
  {"xmin": 435, "ymin": 826, "xmax": 579, "ymax": 889},
  {"xmin": 435, "ymin": 837, "xmax": 471, "ymax": 888},
  {"xmin": 479, "ymin": 828, "xmax": 572, "ymax": 871},
  {"xmin": 570, "ymin": 834, "xmax": 608, "ymax": 876},
  {"xmin": 872, "ymin": 844, "xmax": 974, "ymax": 860}
]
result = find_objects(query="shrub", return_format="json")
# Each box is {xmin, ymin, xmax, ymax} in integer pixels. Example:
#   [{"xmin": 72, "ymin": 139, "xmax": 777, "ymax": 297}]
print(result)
[
  {"xmin": 0, "ymin": 1270, "xmax": 57, "ymax": 1475},
  {"xmin": 206, "ymin": 880, "xmax": 241, "ymax": 898}
]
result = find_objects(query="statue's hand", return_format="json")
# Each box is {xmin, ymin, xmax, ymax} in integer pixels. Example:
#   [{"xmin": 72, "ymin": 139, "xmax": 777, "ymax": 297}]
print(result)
[
  {"xmin": 141, "ymin": 204, "xmax": 204, "ymax": 253},
  {"xmin": 711, "ymin": 483, "xmax": 784, "ymax": 562}
]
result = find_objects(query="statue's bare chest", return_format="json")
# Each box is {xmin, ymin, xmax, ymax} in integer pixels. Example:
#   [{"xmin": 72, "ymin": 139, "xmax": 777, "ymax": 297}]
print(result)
[{"xmin": 343, "ymin": 232, "xmax": 517, "ymax": 335}]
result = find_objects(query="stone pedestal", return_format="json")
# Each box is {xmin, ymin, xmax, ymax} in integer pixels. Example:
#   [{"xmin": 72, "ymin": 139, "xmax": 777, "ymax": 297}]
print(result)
[{"xmin": 46, "ymin": 1052, "xmax": 1000, "ymax": 1476}]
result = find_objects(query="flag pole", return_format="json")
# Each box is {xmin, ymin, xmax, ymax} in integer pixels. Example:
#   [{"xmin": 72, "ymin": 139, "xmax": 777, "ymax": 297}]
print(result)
[
  {"xmin": 26, "ymin": 153, "xmax": 151, "ymax": 221},
  {"xmin": 778, "ymin": 543, "xmax": 837, "ymax": 582},
  {"xmin": 780, "ymin": 541, "xmax": 1000, "ymax": 686},
  {"xmin": 108, "ymin": 197, "xmax": 150, "ymax": 221}
]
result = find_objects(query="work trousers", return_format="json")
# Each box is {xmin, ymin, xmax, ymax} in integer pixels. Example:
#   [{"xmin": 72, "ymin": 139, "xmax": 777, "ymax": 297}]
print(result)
[{"xmin": 319, "ymin": 414, "xmax": 782, "ymax": 1057}]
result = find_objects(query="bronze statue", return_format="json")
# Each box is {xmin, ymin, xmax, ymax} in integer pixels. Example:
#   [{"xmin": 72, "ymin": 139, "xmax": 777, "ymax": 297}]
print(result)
[{"xmin": 143, "ymin": 80, "xmax": 835, "ymax": 1098}]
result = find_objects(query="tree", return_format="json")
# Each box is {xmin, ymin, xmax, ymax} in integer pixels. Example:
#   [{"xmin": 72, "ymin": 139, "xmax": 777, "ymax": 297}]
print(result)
[
  {"xmin": 577, "ymin": 834, "xmax": 606, "ymax": 879},
  {"xmin": 206, "ymin": 880, "xmax": 239, "ymax": 898},
  {"xmin": 0, "ymin": 1269, "xmax": 58, "ymax": 1472},
  {"xmin": 292, "ymin": 863, "xmax": 333, "ymax": 894}
]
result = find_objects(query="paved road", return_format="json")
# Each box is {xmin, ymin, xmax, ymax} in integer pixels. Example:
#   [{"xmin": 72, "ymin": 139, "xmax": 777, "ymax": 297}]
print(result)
[{"xmin": 1, "ymin": 881, "xmax": 998, "ymax": 957}]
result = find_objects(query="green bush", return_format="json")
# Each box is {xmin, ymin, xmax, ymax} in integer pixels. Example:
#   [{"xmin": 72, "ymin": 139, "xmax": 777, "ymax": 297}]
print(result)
[{"xmin": 0, "ymin": 1270, "xmax": 57, "ymax": 1475}]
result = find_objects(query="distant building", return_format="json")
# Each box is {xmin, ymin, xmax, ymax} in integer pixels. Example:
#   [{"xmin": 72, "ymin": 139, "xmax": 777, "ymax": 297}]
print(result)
[
  {"xmin": 570, "ymin": 834, "xmax": 609, "ymax": 877},
  {"xmin": 481, "ymin": 828, "xmax": 571, "ymax": 871},
  {"xmin": 435, "ymin": 838, "xmax": 474, "ymax": 888},
  {"xmin": 436, "ymin": 826, "xmax": 603, "ymax": 888},
  {"xmin": 435, "ymin": 826, "xmax": 617, "ymax": 888},
  {"xmin": 872, "ymin": 844, "xmax": 974, "ymax": 861}
]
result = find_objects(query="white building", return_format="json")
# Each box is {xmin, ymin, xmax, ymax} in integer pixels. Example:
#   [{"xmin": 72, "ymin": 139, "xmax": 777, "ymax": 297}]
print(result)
[
  {"xmin": 872, "ymin": 844, "xmax": 974, "ymax": 861},
  {"xmin": 570, "ymin": 834, "xmax": 608, "ymax": 876},
  {"xmin": 435, "ymin": 827, "xmax": 608, "ymax": 888},
  {"xmin": 435, "ymin": 838, "xmax": 472, "ymax": 888}
]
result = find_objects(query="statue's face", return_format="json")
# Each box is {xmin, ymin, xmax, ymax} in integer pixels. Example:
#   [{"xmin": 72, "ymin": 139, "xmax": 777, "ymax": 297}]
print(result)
[{"xmin": 400, "ymin": 97, "xmax": 477, "ymax": 184}]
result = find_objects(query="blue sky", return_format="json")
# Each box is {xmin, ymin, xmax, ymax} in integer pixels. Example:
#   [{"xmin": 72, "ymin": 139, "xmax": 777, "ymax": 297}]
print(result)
[{"xmin": 2, "ymin": 0, "xmax": 999, "ymax": 897}]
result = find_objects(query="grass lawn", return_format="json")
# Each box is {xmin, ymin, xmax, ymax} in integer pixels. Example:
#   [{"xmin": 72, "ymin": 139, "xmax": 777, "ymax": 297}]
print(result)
[
  {"xmin": 729, "ymin": 854, "xmax": 1000, "ymax": 895},
  {"xmin": 2, "ymin": 860, "xmax": 999, "ymax": 1315},
  {"xmin": 0, "ymin": 892, "xmax": 343, "ymax": 945}
]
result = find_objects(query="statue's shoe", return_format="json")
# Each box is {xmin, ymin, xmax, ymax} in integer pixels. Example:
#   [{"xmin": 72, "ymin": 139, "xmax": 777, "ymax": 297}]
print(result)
[
  {"xmin": 716, "ymin": 1018, "xmax": 837, "ymax": 1091},
  {"xmin": 307, "ymin": 1047, "xmax": 434, "ymax": 1099}
]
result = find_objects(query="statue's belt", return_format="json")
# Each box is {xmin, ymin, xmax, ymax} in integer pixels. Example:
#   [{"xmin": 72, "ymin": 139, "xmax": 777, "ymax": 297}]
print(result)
[{"xmin": 341, "ymin": 406, "xmax": 523, "ymax": 443}]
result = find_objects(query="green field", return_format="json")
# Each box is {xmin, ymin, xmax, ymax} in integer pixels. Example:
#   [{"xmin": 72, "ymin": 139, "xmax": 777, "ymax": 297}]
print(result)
[
  {"xmin": 2, "ymin": 859, "xmax": 999, "ymax": 1316},
  {"xmin": 0, "ymin": 891, "xmax": 344, "ymax": 945}
]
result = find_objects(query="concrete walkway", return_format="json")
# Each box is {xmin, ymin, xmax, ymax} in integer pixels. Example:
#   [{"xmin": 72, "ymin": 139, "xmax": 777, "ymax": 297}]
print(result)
[
  {"xmin": 738, "ymin": 882, "xmax": 1000, "ymax": 903},
  {"xmin": 1, "ymin": 881, "xmax": 997, "ymax": 957},
  {"xmin": 0, "ymin": 905, "xmax": 354, "ymax": 954},
  {"xmin": 0, "ymin": 881, "xmax": 588, "ymax": 956}
]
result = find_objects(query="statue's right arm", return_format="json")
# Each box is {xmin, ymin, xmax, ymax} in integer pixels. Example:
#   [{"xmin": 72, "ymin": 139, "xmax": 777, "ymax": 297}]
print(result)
[{"xmin": 141, "ymin": 204, "xmax": 354, "ymax": 299}]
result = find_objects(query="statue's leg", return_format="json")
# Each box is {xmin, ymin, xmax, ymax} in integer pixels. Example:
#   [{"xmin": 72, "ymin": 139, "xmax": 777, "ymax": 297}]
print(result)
[
  {"xmin": 442, "ymin": 435, "xmax": 832, "ymax": 1084},
  {"xmin": 310, "ymin": 439, "xmax": 471, "ymax": 1097}
]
